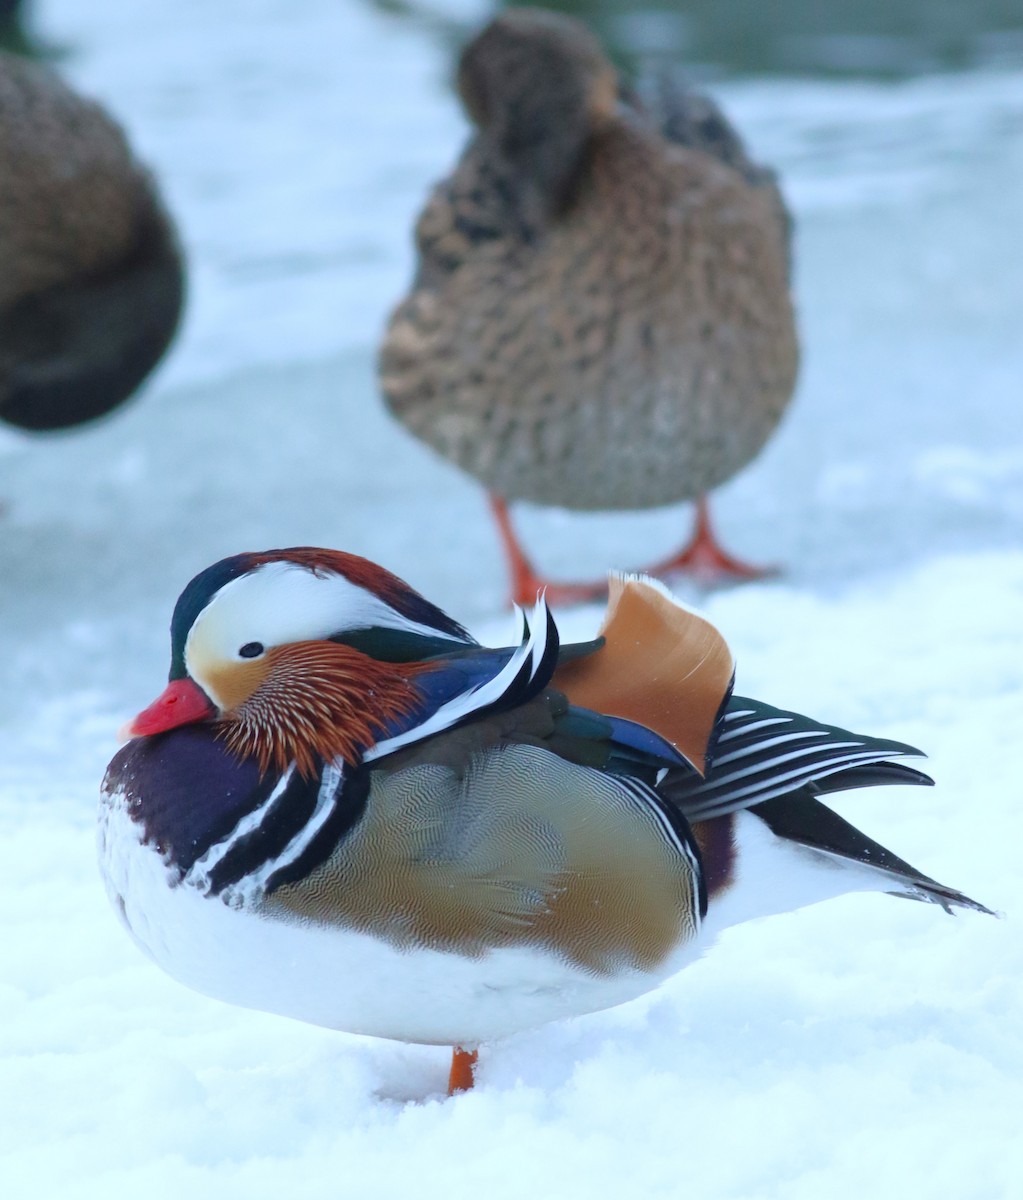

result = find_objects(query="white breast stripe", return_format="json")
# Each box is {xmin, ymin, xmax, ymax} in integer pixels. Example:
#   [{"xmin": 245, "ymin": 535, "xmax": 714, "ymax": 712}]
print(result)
[
  {"xmin": 183, "ymin": 765, "xmax": 296, "ymax": 894},
  {"xmin": 232, "ymin": 762, "xmax": 345, "ymax": 898}
]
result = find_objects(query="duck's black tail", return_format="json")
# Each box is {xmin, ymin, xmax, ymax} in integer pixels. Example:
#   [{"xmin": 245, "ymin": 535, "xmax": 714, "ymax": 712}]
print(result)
[
  {"xmin": 750, "ymin": 789, "xmax": 994, "ymax": 915},
  {"xmin": 664, "ymin": 696, "xmax": 995, "ymax": 916}
]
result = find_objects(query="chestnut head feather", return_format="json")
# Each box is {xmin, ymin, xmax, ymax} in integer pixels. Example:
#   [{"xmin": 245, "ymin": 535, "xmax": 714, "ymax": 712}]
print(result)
[{"xmin": 216, "ymin": 641, "xmax": 424, "ymax": 778}]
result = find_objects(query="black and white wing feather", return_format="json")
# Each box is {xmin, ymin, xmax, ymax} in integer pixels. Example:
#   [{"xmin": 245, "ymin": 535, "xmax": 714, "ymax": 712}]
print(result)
[
  {"xmin": 662, "ymin": 696, "xmax": 994, "ymax": 917},
  {"xmin": 674, "ymin": 696, "xmax": 930, "ymax": 823}
]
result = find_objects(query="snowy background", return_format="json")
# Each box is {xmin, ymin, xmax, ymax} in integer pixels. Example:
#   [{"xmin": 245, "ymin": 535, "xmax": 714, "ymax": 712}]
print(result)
[{"xmin": 1, "ymin": 1, "xmax": 1021, "ymax": 1196}]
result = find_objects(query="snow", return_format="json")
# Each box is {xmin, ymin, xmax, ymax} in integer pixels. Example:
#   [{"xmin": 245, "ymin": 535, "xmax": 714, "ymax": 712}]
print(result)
[{"xmin": 2, "ymin": 1, "xmax": 1021, "ymax": 1197}]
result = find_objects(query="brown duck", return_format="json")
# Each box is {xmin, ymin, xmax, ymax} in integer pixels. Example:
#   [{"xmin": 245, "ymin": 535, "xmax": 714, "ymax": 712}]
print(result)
[
  {"xmin": 380, "ymin": 8, "xmax": 798, "ymax": 604},
  {"xmin": 0, "ymin": 50, "xmax": 184, "ymax": 432}
]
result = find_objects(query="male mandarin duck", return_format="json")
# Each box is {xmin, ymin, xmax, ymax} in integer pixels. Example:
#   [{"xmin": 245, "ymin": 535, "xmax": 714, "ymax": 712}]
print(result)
[
  {"xmin": 99, "ymin": 548, "xmax": 990, "ymax": 1095},
  {"xmin": 379, "ymin": 8, "xmax": 799, "ymax": 605},
  {"xmin": 0, "ymin": 50, "xmax": 183, "ymax": 432}
]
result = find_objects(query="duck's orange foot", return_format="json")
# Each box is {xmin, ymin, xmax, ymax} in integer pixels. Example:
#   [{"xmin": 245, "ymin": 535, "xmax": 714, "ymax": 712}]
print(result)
[
  {"xmin": 646, "ymin": 497, "xmax": 778, "ymax": 585},
  {"xmin": 448, "ymin": 1046, "xmax": 479, "ymax": 1095},
  {"xmin": 489, "ymin": 494, "xmax": 607, "ymax": 607}
]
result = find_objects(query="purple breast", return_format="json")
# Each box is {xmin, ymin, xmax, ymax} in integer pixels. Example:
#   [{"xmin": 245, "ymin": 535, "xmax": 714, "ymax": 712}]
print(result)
[{"xmin": 103, "ymin": 729, "xmax": 273, "ymax": 877}]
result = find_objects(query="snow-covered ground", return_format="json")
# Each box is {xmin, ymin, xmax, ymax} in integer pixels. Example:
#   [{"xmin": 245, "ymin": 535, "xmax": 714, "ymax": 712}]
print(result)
[{"xmin": 2, "ymin": 1, "xmax": 1021, "ymax": 1197}]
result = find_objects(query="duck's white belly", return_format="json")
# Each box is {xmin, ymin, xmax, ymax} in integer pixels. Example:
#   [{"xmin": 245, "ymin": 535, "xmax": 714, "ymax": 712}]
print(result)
[{"xmin": 98, "ymin": 793, "xmax": 694, "ymax": 1045}]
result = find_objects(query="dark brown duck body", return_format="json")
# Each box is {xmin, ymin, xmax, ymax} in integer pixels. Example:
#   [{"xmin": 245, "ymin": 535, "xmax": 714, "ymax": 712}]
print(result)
[
  {"xmin": 380, "ymin": 8, "xmax": 798, "ymax": 511},
  {"xmin": 0, "ymin": 50, "xmax": 183, "ymax": 431}
]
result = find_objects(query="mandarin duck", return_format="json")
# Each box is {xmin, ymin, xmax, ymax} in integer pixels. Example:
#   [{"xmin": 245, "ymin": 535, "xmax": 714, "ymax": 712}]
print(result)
[
  {"xmin": 0, "ymin": 50, "xmax": 183, "ymax": 432},
  {"xmin": 379, "ymin": 8, "xmax": 798, "ymax": 605},
  {"xmin": 99, "ymin": 548, "xmax": 990, "ymax": 1096}
]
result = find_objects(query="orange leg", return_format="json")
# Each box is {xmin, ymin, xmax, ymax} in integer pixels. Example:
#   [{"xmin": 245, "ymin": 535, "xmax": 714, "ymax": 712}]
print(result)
[
  {"xmin": 448, "ymin": 1046, "xmax": 479, "ymax": 1095},
  {"xmin": 489, "ymin": 494, "xmax": 775, "ymax": 607},
  {"xmin": 488, "ymin": 495, "xmax": 607, "ymax": 608},
  {"xmin": 644, "ymin": 496, "xmax": 777, "ymax": 584}
]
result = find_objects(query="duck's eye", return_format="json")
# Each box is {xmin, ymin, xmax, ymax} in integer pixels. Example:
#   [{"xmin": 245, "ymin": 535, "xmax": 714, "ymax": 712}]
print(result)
[{"xmin": 238, "ymin": 642, "xmax": 265, "ymax": 659}]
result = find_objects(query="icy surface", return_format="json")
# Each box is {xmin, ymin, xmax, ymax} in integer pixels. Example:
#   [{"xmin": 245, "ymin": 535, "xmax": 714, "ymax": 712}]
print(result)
[{"xmin": 1, "ymin": 1, "xmax": 1021, "ymax": 1197}]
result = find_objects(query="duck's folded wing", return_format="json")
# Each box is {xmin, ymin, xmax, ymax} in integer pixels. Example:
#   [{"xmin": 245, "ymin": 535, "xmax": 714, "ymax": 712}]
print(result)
[
  {"xmin": 366, "ymin": 600, "xmax": 559, "ymax": 761},
  {"xmin": 548, "ymin": 702, "xmax": 698, "ymax": 778},
  {"xmin": 271, "ymin": 741, "xmax": 705, "ymax": 972}
]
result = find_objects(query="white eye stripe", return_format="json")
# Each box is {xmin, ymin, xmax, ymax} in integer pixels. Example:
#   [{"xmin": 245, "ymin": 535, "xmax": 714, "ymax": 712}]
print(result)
[{"xmin": 184, "ymin": 561, "xmax": 464, "ymax": 682}]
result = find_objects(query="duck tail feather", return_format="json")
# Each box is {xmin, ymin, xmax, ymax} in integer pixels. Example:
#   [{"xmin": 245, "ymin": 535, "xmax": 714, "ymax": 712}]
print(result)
[
  {"xmin": 670, "ymin": 695, "xmax": 928, "ymax": 823},
  {"xmin": 751, "ymin": 793, "xmax": 996, "ymax": 917}
]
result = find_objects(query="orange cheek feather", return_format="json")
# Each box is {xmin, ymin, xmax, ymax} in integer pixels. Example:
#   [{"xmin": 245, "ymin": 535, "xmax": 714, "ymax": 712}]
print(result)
[{"xmin": 122, "ymin": 678, "xmax": 217, "ymax": 739}]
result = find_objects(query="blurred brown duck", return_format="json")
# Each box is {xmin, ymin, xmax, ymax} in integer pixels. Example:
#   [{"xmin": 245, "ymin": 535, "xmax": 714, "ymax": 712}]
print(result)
[
  {"xmin": 0, "ymin": 50, "xmax": 184, "ymax": 432},
  {"xmin": 380, "ymin": 8, "xmax": 798, "ymax": 604}
]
